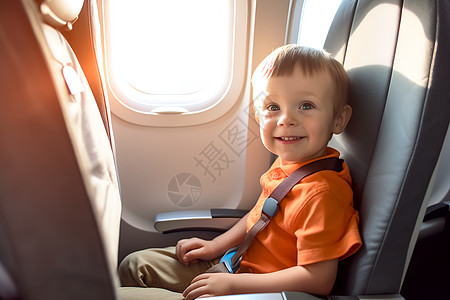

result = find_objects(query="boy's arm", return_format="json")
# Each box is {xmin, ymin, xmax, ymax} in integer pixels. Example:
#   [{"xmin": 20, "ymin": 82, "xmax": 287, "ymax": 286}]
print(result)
[
  {"xmin": 177, "ymin": 212, "xmax": 249, "ymax": 264},
  {"xmin": 212, "ymin": 211, "xmax": 249, "ymax": 250},
  {"xmin": 183, "ymin": 258, "xmax": 338, "ymax": 299}
]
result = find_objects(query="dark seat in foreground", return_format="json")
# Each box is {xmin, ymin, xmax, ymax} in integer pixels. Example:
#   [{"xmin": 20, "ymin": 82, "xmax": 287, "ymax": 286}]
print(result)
[{"xmin": 0, "ymin": 0, "xmax": 121, "ymax": 299}]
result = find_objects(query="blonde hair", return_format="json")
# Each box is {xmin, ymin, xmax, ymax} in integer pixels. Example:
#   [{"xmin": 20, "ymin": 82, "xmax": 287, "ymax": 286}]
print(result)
[{"xmin": 252, "ymin": 45, "xmax": 349, "ymax": 116}]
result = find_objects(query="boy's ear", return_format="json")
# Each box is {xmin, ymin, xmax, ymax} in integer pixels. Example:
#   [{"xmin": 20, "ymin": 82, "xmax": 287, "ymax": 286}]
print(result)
[
  {"xmin": 255, "ymin": 112, "xmax": 260, "ymax": 124},
  {"xmin": 252, "ymin": 104, "xmax": 261, "ymax": 124},
  {"xmin": 333, "ymin": 104, "xmax": 352, "ymax": 134}
]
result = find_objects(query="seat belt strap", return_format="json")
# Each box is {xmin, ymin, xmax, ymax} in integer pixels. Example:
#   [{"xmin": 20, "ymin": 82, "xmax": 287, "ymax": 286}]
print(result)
[{"xmin": 207, "ymin": 157, "xmax": 343, "ymax": 273}]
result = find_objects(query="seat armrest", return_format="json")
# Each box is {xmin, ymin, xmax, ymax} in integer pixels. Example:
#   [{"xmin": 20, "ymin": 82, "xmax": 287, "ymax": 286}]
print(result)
[
  {"xmin": 154, "ymin": 209, "xmax": 247, "ymax": 233},
  {"xmin": 203, "ymin": 292, "xmax": 405, "ymax": 300}
]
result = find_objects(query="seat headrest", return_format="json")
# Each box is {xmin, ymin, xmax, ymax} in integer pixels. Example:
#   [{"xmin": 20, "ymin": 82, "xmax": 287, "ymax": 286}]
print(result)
[{"xmin": 37, "ymin": 0, "xmax": 84, "ymax": 30}]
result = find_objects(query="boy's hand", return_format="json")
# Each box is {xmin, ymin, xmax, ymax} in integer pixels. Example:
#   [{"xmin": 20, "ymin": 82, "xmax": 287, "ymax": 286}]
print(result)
[
  {"xmin": 176, "ymin": 238, "xmax": 221, "ymax": 265},
  {"xmin": 183, "ymin": 273, "xmax": 234, "ymax": 299}
]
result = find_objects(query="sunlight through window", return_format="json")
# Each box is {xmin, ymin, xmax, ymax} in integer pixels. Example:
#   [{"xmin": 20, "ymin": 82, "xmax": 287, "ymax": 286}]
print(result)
[
  {"xmin": 298, "ymin": 0, "xmax": 342, "ymax": 49},
  {"xmin": 105, "ymin": 0, "xmax": 233, "ymax": 113}
]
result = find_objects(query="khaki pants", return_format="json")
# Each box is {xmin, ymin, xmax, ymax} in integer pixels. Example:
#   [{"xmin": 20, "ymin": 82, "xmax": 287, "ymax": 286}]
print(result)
[{"xmin": 117, "ymin": 246, "xmax": 220, "ymax": 300}]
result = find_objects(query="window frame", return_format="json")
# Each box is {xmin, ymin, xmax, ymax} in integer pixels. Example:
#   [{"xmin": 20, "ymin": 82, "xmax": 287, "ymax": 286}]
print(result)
[
  {"xmin": 287, "ymin": 0, "xmax": 342, "ymax": 49},
  {"xmin": 101, "ymin": 0, "xmax": 248, "ymax": 127}
]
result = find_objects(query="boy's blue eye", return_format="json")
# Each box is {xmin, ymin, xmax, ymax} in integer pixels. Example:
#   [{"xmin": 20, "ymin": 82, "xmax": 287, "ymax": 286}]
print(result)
[
  {"xmin": 300, "ymin": 103, "xmax": 314, "ymax": 110},
  {"xmin": 266, "ymin": 104, "xmax": 280, "ymax": 111}
]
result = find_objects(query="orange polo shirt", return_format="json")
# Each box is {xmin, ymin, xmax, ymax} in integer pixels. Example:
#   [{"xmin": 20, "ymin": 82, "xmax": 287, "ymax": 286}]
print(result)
[{"xmin": 239, "ymin": 147, "xmax": 361, "ymax": 274}]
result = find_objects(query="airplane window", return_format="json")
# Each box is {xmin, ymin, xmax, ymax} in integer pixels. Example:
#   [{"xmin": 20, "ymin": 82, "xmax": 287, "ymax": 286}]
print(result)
[
  {"xmin": 103, "ymin": 0, "xmax": 245, "ymax": 122},
  {"xmin": 296, "ymin": 0, "xmax": 342, "ymax": 49}
]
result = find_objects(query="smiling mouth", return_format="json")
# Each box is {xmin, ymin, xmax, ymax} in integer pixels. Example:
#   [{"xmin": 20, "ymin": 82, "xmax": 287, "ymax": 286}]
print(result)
[{"xmin": 276, "ymin": 136, "xmax": 303, "ymax": 141}]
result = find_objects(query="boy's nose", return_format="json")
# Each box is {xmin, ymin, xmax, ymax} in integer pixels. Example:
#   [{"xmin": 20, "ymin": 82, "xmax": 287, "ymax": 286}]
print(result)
[{"xmin": 277, "ymin": 111, "xmax": 298, "ymax": 127}]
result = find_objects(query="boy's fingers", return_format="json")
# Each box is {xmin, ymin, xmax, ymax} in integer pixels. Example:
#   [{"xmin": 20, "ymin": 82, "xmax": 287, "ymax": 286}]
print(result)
[
  {"xmin": 177, "ymin": 239, "xmax": 206, "ymax": 264},
  {"xmin": 183, "ymin": 248, "xmax": 203, "ymax": 263},
  {"xmin": 183, "ymin": 276, "xmax": 208, "ymax": 299},
  {"xmin": 176, "ymin": 239, "xmax": 191, "ymax": 262},
  {"xmin": 191, "ymin": 273, "xmax": 208, "ymax": 283}
]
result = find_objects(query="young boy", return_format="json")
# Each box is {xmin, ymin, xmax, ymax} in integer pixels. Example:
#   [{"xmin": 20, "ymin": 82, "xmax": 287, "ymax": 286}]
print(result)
[{"xmin": 118, "ymin": 45, "xmax": 361, "ymax": 299}]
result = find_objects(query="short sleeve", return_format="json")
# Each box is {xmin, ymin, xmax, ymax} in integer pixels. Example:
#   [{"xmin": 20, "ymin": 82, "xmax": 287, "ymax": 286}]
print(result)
[{"xmin": 294, "ymin": 190, "xmax": 361, "ymax": 266}]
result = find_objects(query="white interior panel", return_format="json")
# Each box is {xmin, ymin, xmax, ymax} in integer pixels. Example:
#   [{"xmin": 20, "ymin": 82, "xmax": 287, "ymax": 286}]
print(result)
[{"xmin": 112, "ymin": 93, "xmax": 270, "ymax": 232}]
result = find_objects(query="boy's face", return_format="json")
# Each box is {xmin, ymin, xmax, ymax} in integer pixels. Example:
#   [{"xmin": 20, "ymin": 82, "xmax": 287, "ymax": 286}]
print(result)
[{"xmin": 257, "ymin": 67, "xmax": 346, "ymax": 165}]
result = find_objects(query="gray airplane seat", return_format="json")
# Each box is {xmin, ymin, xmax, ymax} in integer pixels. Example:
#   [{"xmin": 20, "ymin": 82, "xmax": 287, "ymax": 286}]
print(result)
[
  {"xmin": 322, "ymin": 0, "xmax": 450, "ymax": 298},
  {"xmin": 0, "ymin": 0, "xmax": 121, "ymax": 299},
  {"xmin": 214, "ymin": 1, "xmax": 449, "ymax": 299}
]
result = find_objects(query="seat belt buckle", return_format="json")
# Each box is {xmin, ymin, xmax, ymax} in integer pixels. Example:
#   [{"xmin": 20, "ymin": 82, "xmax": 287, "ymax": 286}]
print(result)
[
  {"xmin": 262, "ymin": 197, "xmax": 279, "ymax": 218},
  {"xmin": 219, "ymin": 246, "xmax": 241, "ymax": 273}
]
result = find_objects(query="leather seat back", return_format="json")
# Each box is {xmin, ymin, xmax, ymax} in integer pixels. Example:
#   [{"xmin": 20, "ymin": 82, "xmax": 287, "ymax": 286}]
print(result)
[
  {"xmin": 324, "ymin": 0, "xmax": 450, "ymax": 295},
  {"xmin": 0, "ymin": 0, "xmax": 121, "ymax": 298}
]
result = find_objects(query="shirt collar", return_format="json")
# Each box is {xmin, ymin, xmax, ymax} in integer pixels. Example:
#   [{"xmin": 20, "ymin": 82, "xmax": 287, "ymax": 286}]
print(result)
[{"xmin": 268, "ymin": 147, "xmax": 341, "ymax": 178}]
